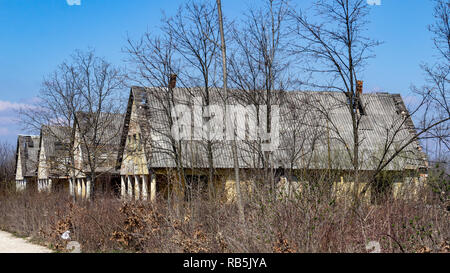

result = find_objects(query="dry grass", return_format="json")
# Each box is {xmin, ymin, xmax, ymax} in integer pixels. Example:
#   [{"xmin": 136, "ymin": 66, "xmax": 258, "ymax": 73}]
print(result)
[{"xmin": 0, "ymin": 185, "xmax": 448, "ymax": 253}]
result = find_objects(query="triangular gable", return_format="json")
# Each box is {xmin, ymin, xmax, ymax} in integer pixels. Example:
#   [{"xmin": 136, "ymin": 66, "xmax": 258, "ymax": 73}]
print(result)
[
  {"xmin": 119, "ymin": 89, "xmax": 149, "ymax": 175},
  {"xmin": 37, "ymin": 132, "xmax": 49, "ymax": 180},
  {"xmin": 15, "ymin": 148, "xmax": 23, "ymax": 180}
]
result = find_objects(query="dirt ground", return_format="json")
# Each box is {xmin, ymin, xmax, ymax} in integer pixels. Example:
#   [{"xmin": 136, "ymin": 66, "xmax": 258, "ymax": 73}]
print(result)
[{"xmin": 0, "ymin": 230, "xmax": 52, "ymax": 253}]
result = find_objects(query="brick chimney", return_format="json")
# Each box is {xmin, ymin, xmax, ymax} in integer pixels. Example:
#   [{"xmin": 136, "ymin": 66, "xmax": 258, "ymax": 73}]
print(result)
[
  {"xmin": 356, "ymin": 80, "xmax": 363, "ymax": 95},
  {"xmin": 169, "ymin": 74, "xmax": 177, "ymax": 89}
]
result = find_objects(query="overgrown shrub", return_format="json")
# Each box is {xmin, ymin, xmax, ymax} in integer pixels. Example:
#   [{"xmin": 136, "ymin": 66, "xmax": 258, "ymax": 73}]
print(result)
[{"xmin": 0, "ymin": 185, "xmax": 448, "ymax": 253}]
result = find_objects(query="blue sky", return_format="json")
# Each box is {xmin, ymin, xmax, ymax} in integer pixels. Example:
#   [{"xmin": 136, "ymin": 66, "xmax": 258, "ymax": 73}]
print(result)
[{"xmin": 0, "ymin": 0, "xmax": 438, "ymax": 144}]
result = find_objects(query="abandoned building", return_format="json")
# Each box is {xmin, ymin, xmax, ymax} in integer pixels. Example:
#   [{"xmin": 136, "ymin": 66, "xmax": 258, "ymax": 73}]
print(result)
[
  {"xmin": 15, "ymin": 135, "xmax": 40, "ymax": 192},
  {"xmin": 14, "ymin": 81, "xmax": 428, "ymax": 202},
  {"xmin": 37, "ymin": 126, "xmax": 73, "ymax": 193},
  {"xmin": 71, "ymin": 112, "xmax": 123, "ymax": 199},
  {"xmin": 14, "ymin": 112, "xmax": 123, "ymax": 199},
  {"xmin": 116, "ymin": 84, "xmax": 428, "ymax": 203}
]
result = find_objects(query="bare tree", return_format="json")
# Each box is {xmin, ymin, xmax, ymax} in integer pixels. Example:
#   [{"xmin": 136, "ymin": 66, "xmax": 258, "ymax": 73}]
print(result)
[
  {"xmin": 0, "ymin": 141, "xmax": 15, "ymax": 190},
  {"xmin": 163, "ymin": 0, "xmax": 222, "ymax": 199},
  {"xmin": 20, "ymin": 49, "xmax": 125, "ymax": 198},
  {"xmin": 429, "ymin": 0, "xmax": 450, "ymax": 65},
  {"xmin": 289, "ymin": 0, "xmax": 449, "ymax": 200},
  {"xmin": 227, "ymin": 0, "xmax": 292, "ymax": 196},
  {"xmin": 71, "ymin": 51, "xmax": 125, "ymax": 198},
  {"xmin": 419, "ymin": 0, "xmax": 450, "ymax": 160},
  {"xmin": 368, "ymin": 0, "xmax": 450, "ymax": 187},
  {"xmin": 411, "ymin": 0, "xmax": 450, "ymax": 202},
  {"xmin": 124, "ymin": 32, "xmax": 188, "ymax": 207},
  {"xmin": 20, "ymin": 53, "xmax": 83, "ymax": 195},
  {"xmin": 289, "ymin": 0, "xmax": 381, "ymax": 188}
]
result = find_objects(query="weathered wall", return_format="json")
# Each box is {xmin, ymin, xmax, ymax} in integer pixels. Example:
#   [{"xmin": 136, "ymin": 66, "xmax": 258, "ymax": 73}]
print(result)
[
  {"xmin": 15, "ymin": 149, "xmax": 23, "ymax": 181},
  {"xmin": 332, "ymin": 179, "xmax": 371, "ymax": 202},
  {"xmin": 37, "ymin": 142, "xmax": 48, "ymax": 180},
  {"xmin": 120, "ymin": 100, "xmax": 149, "ymax": 176},
  {"xmin": 392, "ymin": 176, "xmax": 426, "ymax": 200}
]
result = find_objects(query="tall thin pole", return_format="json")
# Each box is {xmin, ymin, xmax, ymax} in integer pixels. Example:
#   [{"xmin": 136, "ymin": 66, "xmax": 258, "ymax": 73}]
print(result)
[{"xmin": 216, "ymin": 0, "xmax": 245, "ymax": 223}]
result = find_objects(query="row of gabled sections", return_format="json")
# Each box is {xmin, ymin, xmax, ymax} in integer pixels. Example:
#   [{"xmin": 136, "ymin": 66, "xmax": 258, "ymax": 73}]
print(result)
[
  {"xmin": 14, "ymin": 85, "xmax": 429, "ymax": 202},
  {"xmin": 14, "ymin": 112, "xmax": 124, "ymax": 198}
]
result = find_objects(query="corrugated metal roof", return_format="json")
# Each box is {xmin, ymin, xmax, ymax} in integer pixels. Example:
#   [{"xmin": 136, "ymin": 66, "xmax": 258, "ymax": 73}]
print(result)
[
  {"xmin": 75, "ymin": 112, "xmax": 124, "ymax": 146},
  {"xmin": 75, "ymin": 112, "xmax": 124, "ymax": 174},
  {"xmin": 119, "ymin": 86, "xmax": 428, "ymax": 172}
]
